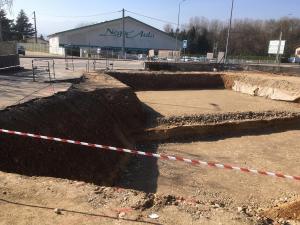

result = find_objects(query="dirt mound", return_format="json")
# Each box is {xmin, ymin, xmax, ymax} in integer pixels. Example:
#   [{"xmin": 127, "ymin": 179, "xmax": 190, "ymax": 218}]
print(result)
[
  {"xmin": 0, "ymin": 73, "xmax": 146, "ymax": 185},
  {"xmin": 262, "ymin": 200, "xmax": 300, "ymax": 221},
  {"xmin": 225, "ymin": 72, "xmax": 300, "ymax": 102}
]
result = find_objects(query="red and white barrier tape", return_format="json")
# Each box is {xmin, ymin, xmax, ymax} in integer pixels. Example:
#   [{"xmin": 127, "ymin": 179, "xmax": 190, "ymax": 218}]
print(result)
[{"xmin": 0, "ymin": 128, "xmax": 299, "ymax": 182}]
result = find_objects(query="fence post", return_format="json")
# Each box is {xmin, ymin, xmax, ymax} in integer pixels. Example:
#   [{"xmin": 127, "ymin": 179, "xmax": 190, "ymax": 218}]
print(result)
[
  {"xmin": 52, "ymin": 59, "xmax": 56, "ymax": 79},
  {"xmin": 32, "ymin": 60, "xmax": 36, "ymax": 82},
  {"xmin": 65, "ymin": 56, "xmax": 69, "ymax": 70},
  {"xmin": 47, "ymin": 61, "xmax": 51, "ymax": 82}
]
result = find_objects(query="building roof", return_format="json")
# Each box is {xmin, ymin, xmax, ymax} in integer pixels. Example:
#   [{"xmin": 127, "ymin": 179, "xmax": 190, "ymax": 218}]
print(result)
[{"xmin": 48, "ymin": 16, "xmax": 175, "ymax": 41}]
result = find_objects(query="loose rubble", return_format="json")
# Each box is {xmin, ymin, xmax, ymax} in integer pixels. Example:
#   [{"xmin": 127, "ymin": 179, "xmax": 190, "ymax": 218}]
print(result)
[{"xmin": 156, "ymin": 111, "xmax": 300, "ymax": 127}]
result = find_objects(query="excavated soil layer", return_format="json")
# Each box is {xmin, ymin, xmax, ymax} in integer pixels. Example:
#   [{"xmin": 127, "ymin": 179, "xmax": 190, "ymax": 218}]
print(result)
[
  {"xmin": 1, "ymin": 70, "xmax": 300, "ymax": 185},
  {"xmin": 107, "ymin": 71, "xmax": 300, "ymax": 102},
  {"xmin": 106, "ymin": 71, "xmax": 300, "ymax": 142},
  {"xmin": 137, "ymin": 111, "xmax": 300, "ymax": 143},
  {"xmin": 155, "ymin": 111, "xmax": 300, "ymax": 127},
  {"xmin": 0, "ymin": 74, "xmax": 146, "ymax": 185},
  {"xmin": 106, "ymin": 71, "xmax": 225, "ymax": 90}
]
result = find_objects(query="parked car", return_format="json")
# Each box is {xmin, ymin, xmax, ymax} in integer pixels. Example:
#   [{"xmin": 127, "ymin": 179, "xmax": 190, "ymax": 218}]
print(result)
[
  {"xmin": 209, "ymin": 58, "xmax": 217, "ymax": 63},
  {"xmin": 138, "ymin": 54, "xmax": 147, "ymax": 60},
  {"xmin": 288, "ymin": 57, "xmax": 300, "ymax": 63},
  {"xmin": 17, "ymin": 46, "xmax": 25, "ymax": 56},
  {"xmin": 167, "ymin": 58, "xmax": 175, "ymax": 62},
  {"xmin": 190, "ymin": 57, "xmax": 199, "ymax": 62},
  {"xmin": 280, "ymin": 57, "xmax": 289, "ymax": 63},
  {"xmin": 180, "ymin": 56, "xmax": 192, "ymax": 62}
]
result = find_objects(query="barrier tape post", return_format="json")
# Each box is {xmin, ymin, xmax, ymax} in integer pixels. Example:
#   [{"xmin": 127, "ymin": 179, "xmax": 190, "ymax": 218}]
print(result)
[{"xmin": 0, "ymin": 128, "xmax": 299, "ymax": 182}]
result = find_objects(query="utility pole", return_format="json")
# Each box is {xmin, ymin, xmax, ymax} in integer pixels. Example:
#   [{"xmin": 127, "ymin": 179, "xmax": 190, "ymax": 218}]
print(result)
[
  {"xmin": 276, "ymin": 30, "xmax": 282, "ymax": 65},
  {"xmin": 224, "ymin": 0, "xmax": 234, "ymax": 64},
  {"xmin": 0, "ymin": 16, "xmax": 3, "ymax": 42},
  {"xmin": 175, "ymin": 0, "xmax": 186, "ymax": 53},
  {"xmin": 0, "ymin": 3, "xmax": 3, "ymax": 42},
  {"xmin": 122, "ymin": 8, "xmax": 125, "ymax": 58},
  {"xmin": 33, "ymin": 11, "xmax": 37, "ymax": 43}
]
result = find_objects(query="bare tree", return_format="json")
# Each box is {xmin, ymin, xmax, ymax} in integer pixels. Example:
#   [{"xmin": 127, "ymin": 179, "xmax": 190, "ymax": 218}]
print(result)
[
  {"xmin": 0, "ymin": 0, "xmax": 13, "ymax": 12},
  {"xmin": 163, "ymin": 23, "xmax": 173, "ymax": 33}
]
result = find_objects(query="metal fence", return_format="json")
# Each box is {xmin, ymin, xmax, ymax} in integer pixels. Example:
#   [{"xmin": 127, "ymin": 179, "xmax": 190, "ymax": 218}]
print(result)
[{"xmin": 31, "ymin": 59, "xmax": 55, "ymax": 82}]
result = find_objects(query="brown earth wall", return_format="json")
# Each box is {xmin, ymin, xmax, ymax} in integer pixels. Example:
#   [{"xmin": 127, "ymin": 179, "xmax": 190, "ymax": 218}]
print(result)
[
  {"xmin": 106, "ymin": 71, "xmax": 225, "ymax": 90},
  {"xmin": 0, "ymin": 75, "xmax": 146, "ymax": 185}
]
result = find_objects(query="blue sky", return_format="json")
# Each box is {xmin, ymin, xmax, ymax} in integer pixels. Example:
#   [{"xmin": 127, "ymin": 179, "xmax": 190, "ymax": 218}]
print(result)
[{"xmin": 6, "ymin": 0, "xmax": 300, "ymax": 36}]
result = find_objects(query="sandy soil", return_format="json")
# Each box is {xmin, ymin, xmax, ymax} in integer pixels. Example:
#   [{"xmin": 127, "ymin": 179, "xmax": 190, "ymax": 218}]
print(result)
[
  {"xmin": 136, "ymin": 90, "xmax": 300, "ymax": 117},
  {"xmin": 227, "ymin": 71, "xmax": 300, "ymax": 86},
  {"xmin": 1, "ymin": 130, "xmax": 300, "ymax": 224},
  {"xmin": 120, "ymin": 130, "xmax": 300, "ymax": 224}
]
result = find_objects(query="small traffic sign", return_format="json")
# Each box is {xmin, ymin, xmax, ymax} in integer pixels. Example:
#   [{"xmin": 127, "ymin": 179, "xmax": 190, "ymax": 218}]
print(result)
[{"xmin": 183, "ymin": 40, "xmax": 188, "ymax": 49}]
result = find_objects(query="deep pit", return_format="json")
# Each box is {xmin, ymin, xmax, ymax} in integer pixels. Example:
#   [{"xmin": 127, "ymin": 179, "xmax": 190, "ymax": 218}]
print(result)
[
  {"xmin": 0, "ymin": 73, "xmax": 146, "ymax": 185},
  {"xmin": 107, "ymin": 70, "xmax": 300, "ymax": 142},
  {"xmin": 0, "ymin": 70, "xmax": 300, "ymax": 184},
  {"xmin": 1, "ymin": 69, "xmax": 300, "ymax": 224}
]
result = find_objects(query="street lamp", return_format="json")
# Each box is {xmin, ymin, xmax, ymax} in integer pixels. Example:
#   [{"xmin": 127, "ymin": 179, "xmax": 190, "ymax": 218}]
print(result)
[
  {"xmin": 175, "ymin": 0, "xmax": 187, "ymax": 53},
  {"xmin": 224, "ymin": 0, "xmax": 234, "ymax": 64}
]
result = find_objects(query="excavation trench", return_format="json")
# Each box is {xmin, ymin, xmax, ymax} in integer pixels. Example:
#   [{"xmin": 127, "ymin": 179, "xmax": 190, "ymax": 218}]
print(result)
[
  {"xmin": 0, "ymin": 71, "xmax": 300, "ymax": 185},
  {"xmin": 0, "ymin": 73, "xmax": 147, "ymax": 185},
  {"xmin": 107, "ymin": 71, "xmax": 300, "ymax": 143}
]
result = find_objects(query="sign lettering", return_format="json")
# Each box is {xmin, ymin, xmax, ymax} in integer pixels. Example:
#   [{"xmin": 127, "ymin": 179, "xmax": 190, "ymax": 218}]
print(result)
[{"xmin": 99, "ymin": 28, "xmax": 155, "ymax": 39}]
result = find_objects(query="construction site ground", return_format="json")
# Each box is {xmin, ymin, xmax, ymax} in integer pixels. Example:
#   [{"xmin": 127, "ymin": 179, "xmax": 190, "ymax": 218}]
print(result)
[
  {"xmin": 0, "ymin": 68, "xmax": 300, "ymax": 225},
  {"xmin": 136, "ymin": 90, "xmax": 300, "ymax": 117}
]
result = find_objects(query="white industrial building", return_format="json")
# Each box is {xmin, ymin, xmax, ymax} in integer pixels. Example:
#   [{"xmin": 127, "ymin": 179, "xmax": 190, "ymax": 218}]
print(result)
[
  {"xmin": 296, "ymin": 46, "xmax": 300, "ymax": 58},
  {"xmin": 48, "ymin": 16, "xmax": 179, "ymax": 56}
]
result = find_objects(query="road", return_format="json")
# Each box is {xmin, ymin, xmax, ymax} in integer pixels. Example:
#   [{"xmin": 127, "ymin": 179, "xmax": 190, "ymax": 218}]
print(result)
[{"xmin": 20, "ymin": 58, "xmax": 145, "ymax": 72}]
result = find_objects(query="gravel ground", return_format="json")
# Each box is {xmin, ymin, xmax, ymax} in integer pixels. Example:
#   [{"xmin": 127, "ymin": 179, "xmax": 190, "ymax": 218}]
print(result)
[{"xmin": 156, "ymin": 111, "xmax": 300, "ymax": 127}]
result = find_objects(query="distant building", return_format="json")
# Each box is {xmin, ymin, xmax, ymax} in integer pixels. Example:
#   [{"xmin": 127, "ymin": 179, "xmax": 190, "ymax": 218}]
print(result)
[{"xmin": 48, "ymin": 16, "xmax": 180, "ymax": 56}]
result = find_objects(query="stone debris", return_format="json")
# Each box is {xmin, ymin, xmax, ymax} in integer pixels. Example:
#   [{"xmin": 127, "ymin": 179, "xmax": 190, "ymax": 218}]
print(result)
[
  {"xmin": 148, "ymin": 213, "xmax": 159, "ymax": 219},
  {"xmin": 118, "ymin": 212, "xmax": 126, "ymax": 218},
  {"xmin": 156, "ymin": 111, "xmax": 300, "ymax": 127},
  {"xmin": 54, "ymin": 208, "xmax": 62, "ymax": 215}
]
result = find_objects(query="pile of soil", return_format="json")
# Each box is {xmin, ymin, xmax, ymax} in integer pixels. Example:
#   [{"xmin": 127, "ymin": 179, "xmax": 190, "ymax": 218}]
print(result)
[
  {"xmin": 224, "ymin": 72, "xmax": 300, "ymax": 102},
  {"xmin": 0, "ymin": 74, "xmax": 146, "ymax": 185},
  {"xmin": 261, "ymin": 200, "xmax": 300, "ymax": 221}
]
